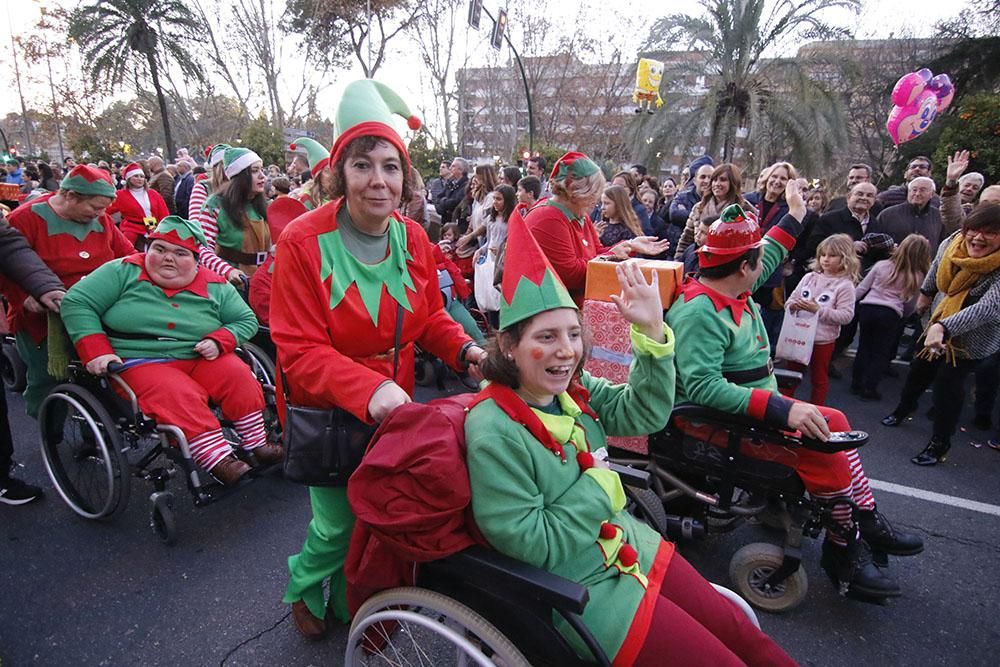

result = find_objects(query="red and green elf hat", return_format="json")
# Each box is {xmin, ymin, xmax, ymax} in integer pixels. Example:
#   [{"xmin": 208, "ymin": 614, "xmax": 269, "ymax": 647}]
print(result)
[
  {"xmin": 123, "ymin": 162, "xmax": 145, "ymax": 181},
  {"xmin": 499, "ymin": 210, "xmax": 577, "ymax": 330},
  {"xmin": 549, "ymin": 151, "xmax": 601, "ymax": 182},
  {"xmin": 60, "ymin": 165, "xmax": 117, "ymax": 198},
  {"xmin": 147, "ymin": 215, "xmax": 208, "ymax": 254},
  {"xmin": 331, "ymin": 79, "xmax": 421, "ymax": 171},
  {"xmin": 289, "ymin": 138, "xmax": 331, "ymax": 177},
  {"xmin": 697, "ymin": 203, "xmax": 764, "ymax": 268}
]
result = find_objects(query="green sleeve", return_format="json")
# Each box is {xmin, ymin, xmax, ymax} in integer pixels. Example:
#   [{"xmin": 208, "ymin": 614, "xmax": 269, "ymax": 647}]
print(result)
[
  {"xmin": 214, "ymin": 282, "xmax": 259, "ymax": 344},
  {"xmin": 61, "ymin": 259, "xmax": 129, "ymax": 343},
  {"xmin": 752, "ymin": 237, "xmax": 789, "ymax": 293},
  {"xmin": 467, "ymin": 408, "xmax": 617, "ymax": 571},
  {"xmin": 669, "ymin": 303, "xmax": 754, "ymax": 415},
  {"xmin": 581, "ymin": 323, "xmax": 676, "ymax": 437}
]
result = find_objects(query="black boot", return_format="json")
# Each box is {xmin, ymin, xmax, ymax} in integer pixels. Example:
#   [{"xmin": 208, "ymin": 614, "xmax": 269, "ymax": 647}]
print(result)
[
  {"xmin": 857, "ymin": 507, "xmax": 924, "ymax": 555},
  {"xmin": 911, "ymin": 438, "xmax": 950, "ymax": 466},
  {"xmin": 821, "ymin": 538, "xmax": 901, "ymax": 599}
]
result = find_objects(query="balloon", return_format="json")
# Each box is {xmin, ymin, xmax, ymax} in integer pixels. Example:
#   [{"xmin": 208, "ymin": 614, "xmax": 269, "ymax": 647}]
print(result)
[
  {"xmin": 928, "ymin": 74, "xmax": 955, "ymax": 113},
  {"xmin": 886, "ymin": 90, "xmax": 938, "ymax": 146},
  {"xmin": 885, "ymin": 68, "xmax": 957, "ymax": 146}
]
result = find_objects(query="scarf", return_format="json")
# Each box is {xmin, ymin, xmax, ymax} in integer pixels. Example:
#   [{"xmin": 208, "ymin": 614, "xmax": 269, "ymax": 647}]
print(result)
[{"xmin": 921, "ymin": 233, "xmax": 1000, "ymax": 363}]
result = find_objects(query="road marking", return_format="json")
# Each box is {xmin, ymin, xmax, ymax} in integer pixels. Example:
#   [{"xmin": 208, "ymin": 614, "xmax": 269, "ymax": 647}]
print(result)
[{"xmin": 869, "ymin": 479, "xmax": 1000, "ymax": 517}]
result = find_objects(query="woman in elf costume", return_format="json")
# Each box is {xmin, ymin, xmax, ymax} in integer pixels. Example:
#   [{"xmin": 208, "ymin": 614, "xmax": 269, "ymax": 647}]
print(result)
[
  {"xmin": 525, "ymin": 151, "xmax": 670, "ymax": 305},
  {"xmin": 195, "ymin": 147, "xmax": 270, "ymax": 284},
  {"xmin": 271, "ymin": 80, "xmax": 487, "ymax": 640},
  {"xmin": 1, "ymin": 165, "xmax": 135, "ymax": 417},
  {"xmin": 60, "ymin": 216, "xmax": 282, "ymax": 486},
  {"xmin": 466, "ymin": 213, "xmax": 793, "ymax": 666},
  {"xmin": 107, "ymin": 162, "xmax": 169, "ymax": 250},
  {"xmin": 187, "ymin": 143, "xmax": 229, "ymax": 220},
  {"xmin": 288, "ymin": 138, "xmax": 335, "ymax": 211}
]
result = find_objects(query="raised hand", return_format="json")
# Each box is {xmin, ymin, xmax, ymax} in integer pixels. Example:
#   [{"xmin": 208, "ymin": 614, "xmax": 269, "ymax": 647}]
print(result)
[
  {"xmin": 946, "ymin": 150, "xmax": 970, "ymax": 182},
  {"xmin": 609, "ymin": 260, "xmax": 665, "ymax": 342}
]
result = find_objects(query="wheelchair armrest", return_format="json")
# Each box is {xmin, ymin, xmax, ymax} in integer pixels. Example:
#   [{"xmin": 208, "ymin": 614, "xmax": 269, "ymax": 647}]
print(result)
[
  {"xmin": 773, "ymin": 368, "xmax": 803, "ymax": 390},
  {"xmin": 609, "ymin": 462, "xmax": 650, "ymax": 489},
  {"xmin": 669, "ymin": 403, "xmax": 776, "ymax": 433},
  {"xmin": 801, "ymin": 430, "xmax": 869, "ymax": 452},
  {"xmin": 434, "ymin": 545, "xmax": 589, "ymax": 615}
]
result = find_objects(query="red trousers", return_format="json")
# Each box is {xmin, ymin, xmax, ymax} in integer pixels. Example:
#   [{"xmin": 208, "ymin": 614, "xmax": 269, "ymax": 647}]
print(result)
[
  {"xmin": 783, "ymin": 341, "xmax": 836, "ymax": 405},
  {"xmin": 634, "ymin": 553, "xmax": 795, "ymax": 666},
  {"xmin": 118, "ymin": 354, "xmax": 263, "ymax": 442}
]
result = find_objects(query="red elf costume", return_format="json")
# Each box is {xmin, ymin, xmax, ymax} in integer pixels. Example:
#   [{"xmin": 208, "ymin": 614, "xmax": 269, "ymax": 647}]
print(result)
[{"xmin": 107, "ymin": 162, "xmax": 169, "ymax": 249}]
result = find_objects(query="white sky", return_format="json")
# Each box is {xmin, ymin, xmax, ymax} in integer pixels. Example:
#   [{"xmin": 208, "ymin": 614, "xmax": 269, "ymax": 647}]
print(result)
[{"xmin": 0, "ymin": 0, "xmax": 968, "ymax": 131}]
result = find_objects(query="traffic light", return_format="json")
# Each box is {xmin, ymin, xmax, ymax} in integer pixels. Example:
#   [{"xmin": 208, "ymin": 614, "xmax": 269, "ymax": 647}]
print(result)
[
  {"xmin": 491, "ymin": 9, "xmax": 507, "ymax": 50},
  {"xmin": 468, "ymin": 0, "xmax": 482, "ymax": 29}
]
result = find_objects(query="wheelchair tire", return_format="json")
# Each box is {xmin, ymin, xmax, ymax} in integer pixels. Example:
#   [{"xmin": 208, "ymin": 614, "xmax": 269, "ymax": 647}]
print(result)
[
  {"xmin": 414, "ymin": 357, "xmax": 436, "ymax": 387},
  {"xmin": 2, "ymin": 341, "xmax": 27, "ymax": 393},
  {"xmin": 39, "ymin": 383, "xmax": 131, "ymax": 520},
  {"xmin": 150, "ymin": 492, "xmax": 177, "ymax": 546},
  {"xmin": 729, "ymin": 543, "xmax": 808, "ymax": 613},
  {"xmin": 626, "ymin": 486, "xmax": 669, "ymax": 537},
  {"xmin": 240, "ymin": 342, "xmax": 276, "ymax": 387},
  {"xmin": 347, "ymin": 587, "xmax": 529, "ymax": 666}
]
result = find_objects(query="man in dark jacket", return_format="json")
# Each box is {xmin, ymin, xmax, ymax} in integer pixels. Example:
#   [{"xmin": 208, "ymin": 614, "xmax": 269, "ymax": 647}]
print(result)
[
  {"xmin": 877, "ymin": 155, "xmax": 939, "ymax": 210},
  {"xmin": 668, "ymin": 155, "xmax": 714, "ymax": 228},
  {"xmin": 804, "ymin": 181, "xmax": 878, "ymax": 259},
  {"xmin": 173, "ymin": 159, "xmax": 195, "ymax": 218},
  {"xmin": 871, "ymin": 177, "xmax": 949, "ymax": 248},
  {"xmin": 0, "ymin": 218, "xmax": 65, "ymax": 505},
  {"xmin": 434, "ymin": 157, "xmax": 469, "ymax": 225}
]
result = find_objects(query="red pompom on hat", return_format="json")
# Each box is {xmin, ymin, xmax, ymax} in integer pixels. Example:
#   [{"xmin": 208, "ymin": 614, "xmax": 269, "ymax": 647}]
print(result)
[
  {"xmin": 576, "ymin": 451, "xmax": 595, "ymax": 470},
  {"xmin": 599, "ymin": 523, "xmax": 617, "ymax": 540},
  {"xmin": 618, "ymin": 544, "xmax": 638, "ymax": 568},
  {"xmin": 407, "ymin": 115, "xmax": 421, "ymax": 131}
]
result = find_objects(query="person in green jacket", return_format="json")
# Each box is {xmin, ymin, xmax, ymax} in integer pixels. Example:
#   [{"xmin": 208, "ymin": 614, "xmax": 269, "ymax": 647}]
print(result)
[{"xmin": 464, "ymin": 212, "xmax": 794, "ymax": 666}]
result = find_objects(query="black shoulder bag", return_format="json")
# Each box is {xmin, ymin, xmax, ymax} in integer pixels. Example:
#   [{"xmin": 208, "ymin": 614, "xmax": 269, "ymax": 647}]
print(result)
[{"xmin": 281, "ymin": 304, "xmax": 404, "ymax": 487}]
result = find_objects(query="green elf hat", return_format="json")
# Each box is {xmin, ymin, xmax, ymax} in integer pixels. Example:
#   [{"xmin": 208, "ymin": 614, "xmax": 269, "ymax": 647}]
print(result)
[
  {"xmin": 207, "ymin": 143, "xmax": 231, "ymax": 168},
  {"xmin": 330, "ymin": 79, "xmax": 421, "ymax": 170},
  {"xmin": 549, "ymin": 151, "xmax": 600, "ymax": 182},
  {"xmin": 289, "ymin": 137, "xmax": 331, "ymax": 177},
  {"xmin": 60, "ymin": 165, "xmax": 117, "ymax": 198},
  {"xmin": 147, "ymin": 215, "xmax": 208, "ymax": 254},
  {"xmin": 223, "ymin": 147, "xmax": 261, "ymax": 178},
  {"xmin": 499, "ymin": 209, "xmax": 577, "ymax": 330}
]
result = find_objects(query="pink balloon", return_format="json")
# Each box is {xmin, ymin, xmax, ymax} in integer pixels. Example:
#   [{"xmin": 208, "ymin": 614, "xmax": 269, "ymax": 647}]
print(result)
[
  {"xmin": 891, "ymin": 72, "xmax": 927, "ymax": 107},
  {"xmin": 886, "ymin": 90, "xmax": 938, "ymax": 146},
  {"xmin": 928, "ymin": 73, "xmax": 955, "ymax": 113}
]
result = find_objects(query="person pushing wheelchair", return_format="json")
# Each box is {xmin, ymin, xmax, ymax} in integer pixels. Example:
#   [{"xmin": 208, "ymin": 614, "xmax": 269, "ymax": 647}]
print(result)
[{"xmin": 665, "ymin": 179, "xmax": 922, "ymax": 600}]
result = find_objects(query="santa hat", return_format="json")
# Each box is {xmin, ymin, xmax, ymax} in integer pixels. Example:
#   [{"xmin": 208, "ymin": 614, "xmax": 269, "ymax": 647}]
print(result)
[
  {"xmin": 266, "ymin": 197, "xmax": 308, "ymax": 240},
  {"xmin": 123, "ymin": 163, "xmax": 145, "ymax": 181},
  {"xmin": 289, "ymin": 138, "xmax": 330, "ymax": 177},
  {"xmin": 331, "ymin": 79, "xmax": 421, "ymax": 171},
  {"xmin": 499, "ymin": 210, "xmax": 577, "ymax": 330},
  {"xmin": 147, "ymin": 216, "xmax": 207, "ymax": 254},
  {"xmin": 208, "ymin": 143, "xmax": 231, "ymax": 168},
  {"xmin": 60, "ymin": 165, "xmax": 116, "ymax": 198},
  {"xmin": 550, "ymin": 151, "xmax": 600, "ymax": 182},
  {"xmin": 223, "ymin": 147, "xmax": 261, "ymax": 179}
]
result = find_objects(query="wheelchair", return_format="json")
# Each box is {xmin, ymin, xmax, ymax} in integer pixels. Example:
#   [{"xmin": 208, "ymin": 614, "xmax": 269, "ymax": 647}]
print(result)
[
  {"xmin": 609, "ymin": 396, "xmax": 869, "ymax": 614},
  {"xmin": 344, "ymin": 467, "xmax": 760, "ymax": 666},
  {"xmin": 36, "ymin": 342, "xmax": 280, "ymax": 545},
  {"xmin": 2, "ymin": 333, "xmax": 28, "ymax": 392}
]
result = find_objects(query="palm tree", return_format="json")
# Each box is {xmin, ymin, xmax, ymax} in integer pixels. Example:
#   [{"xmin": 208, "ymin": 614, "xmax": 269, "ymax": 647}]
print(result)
[
  {"xmin": 630, "ymin": 0, "xmax": 858, "ymax": 174},
  {"xmin": 69, "ymin": 0, "xmax": 206, "ymax": 158}
]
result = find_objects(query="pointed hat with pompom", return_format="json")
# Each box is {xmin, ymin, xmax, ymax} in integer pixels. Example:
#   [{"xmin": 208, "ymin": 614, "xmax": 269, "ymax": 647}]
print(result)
[
  {"xmin": 147, "ymin": 215, "xmax": 207, "ymax": 254},
  {"xmin": 499, "ymin": 211, "xmax": 577, "ymax": 330},
  {"xmin": 289, "ymin": 137, "xmax": 330, "ymax": 177},
  {"xmin": 331, "ymin": 79, "xmax": 421, "ymax": 170}
]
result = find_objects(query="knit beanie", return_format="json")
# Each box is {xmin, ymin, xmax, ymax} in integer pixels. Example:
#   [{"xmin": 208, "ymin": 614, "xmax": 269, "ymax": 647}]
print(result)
[
  {"xmin": 330, "ymin": 79, "xmax": 421, "ymax": 171},
  {"xmin": 549, "ymin": 152, "xmax": 600, "ymax": 183}
]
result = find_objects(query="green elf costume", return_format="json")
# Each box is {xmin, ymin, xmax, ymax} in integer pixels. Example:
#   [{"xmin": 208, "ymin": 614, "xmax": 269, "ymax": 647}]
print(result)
[
  {"xmin": 464, "ymin": 212, "xmax": 792, "ymax": 665},
  {"xmin": 288, "ymin": 137, "xmax": 333, "ymax": 211},
  {"xmin": 60, "ymin": 216, "xmax": 276, "ymax": 478},
  {"xmin": 272, "ymin": 80, "xmax": 474, "ymax": 636},
  {"xmin": 187, "ymin": 143, "xmax": 229, "ymax": 219},
  {"xmin": 196, "ymin": 147, "xmax": 270, "ymax": 280},
  {"xmin": 2, "ymin": 165, "xmax": 134, "ymax": 416}
]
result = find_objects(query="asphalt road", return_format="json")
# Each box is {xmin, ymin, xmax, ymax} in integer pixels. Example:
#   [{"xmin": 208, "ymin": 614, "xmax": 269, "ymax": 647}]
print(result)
[{"xmin": 1, "ymin": 359, "xmax": 999, "ymax": 666}]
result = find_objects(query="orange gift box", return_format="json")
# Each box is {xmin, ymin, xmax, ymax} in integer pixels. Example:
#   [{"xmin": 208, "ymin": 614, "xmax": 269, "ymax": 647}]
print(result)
[{"xmin": 584, "ymin": 258, "xmax": 683, "ymax": 306}]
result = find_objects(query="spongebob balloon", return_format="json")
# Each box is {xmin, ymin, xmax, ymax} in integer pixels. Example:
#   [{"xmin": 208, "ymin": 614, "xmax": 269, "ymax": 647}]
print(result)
[{"xmin": 634, "ymin": 58, "xmax": 664, "ymax": 114}]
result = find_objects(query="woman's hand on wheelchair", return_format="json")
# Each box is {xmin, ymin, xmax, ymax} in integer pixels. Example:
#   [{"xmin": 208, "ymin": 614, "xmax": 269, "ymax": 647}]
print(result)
[
  {"xmin": 787, "ymin": 403, "xmax": 830, "ymax": 441},
  {"xmin": 611, "ymin": 261, "xmax": 665, "ymax": 343},
  {"xmin": 86, "ymin": 354, "xmax": 123, "ymax": 376},
  {"xmin": 368, "ymin": 381, "xmax": 411, "ymax": 423},
  {"xmin": 194, "ymin": 339, "xmax": 222, "ymax": 360}
]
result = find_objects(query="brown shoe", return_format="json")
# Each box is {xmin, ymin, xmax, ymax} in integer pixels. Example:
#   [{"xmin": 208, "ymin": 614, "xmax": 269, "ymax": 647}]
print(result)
[
  {"xmin": 292, "ymin": 600, "xmax": 326, "ymax": 641},
  {"xmin": 210, "ymin": 456, "xmax": 251, "ymax": 486},
  {"xmin": 249, "ymin": 443, "xmax": 284, "ymax": 466}
]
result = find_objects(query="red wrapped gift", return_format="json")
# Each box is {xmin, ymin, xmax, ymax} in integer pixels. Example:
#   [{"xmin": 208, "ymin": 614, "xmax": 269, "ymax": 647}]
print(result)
[{"xmin": 583, "ymin": 300, "xmax": 648, "ymax": 454}]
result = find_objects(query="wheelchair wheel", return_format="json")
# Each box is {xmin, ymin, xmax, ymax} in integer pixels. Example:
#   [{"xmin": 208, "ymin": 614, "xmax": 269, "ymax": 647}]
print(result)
[
  {"xmin": 414, "ymin": 356, "xmax": 436, "ymax": 387},
  {"xmin": 625, "ymin": 486, "xmax": 668, "ymax": 536},
  {"xmin": 729, "ymin": 543, "xmax": 808, "ymax": 613},
  {"xmin": 2, "ymin": 341, "xmax": 27, "ymax": 393},
  {"xmin": 150, "ymin": 491, "xmax": 177, "ymax": 545},
  {"xmin": 240, "ymin": 342, "xmax": 276, "ymax": 386},
  {"xmin": 347, "ymin": 587, "xmax": 529, "ymax": 666},
  {"xmin": 39, "ymin": 383, "xmax": 131, "ymax": 520}
]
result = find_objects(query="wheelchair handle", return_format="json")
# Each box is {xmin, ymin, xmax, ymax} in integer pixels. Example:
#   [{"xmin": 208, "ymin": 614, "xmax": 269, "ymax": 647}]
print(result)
[{"xmin": 106, "ymin": 361, "xmax": 125, "ymax": 374}]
